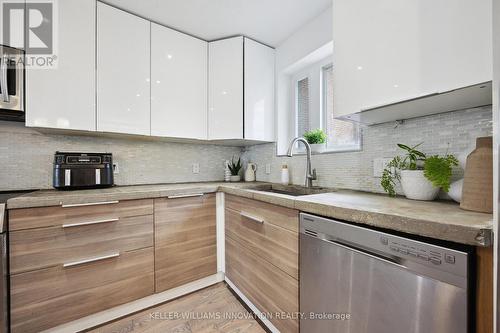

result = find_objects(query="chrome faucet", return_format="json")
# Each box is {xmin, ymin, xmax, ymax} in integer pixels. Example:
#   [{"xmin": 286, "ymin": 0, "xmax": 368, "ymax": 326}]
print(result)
[{"xmin": 287, "ymin": 137, "xmax": 317, "ymax": 188}]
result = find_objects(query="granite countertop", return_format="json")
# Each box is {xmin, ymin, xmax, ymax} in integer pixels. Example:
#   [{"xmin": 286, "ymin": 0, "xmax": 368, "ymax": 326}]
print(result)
[{"xmin": 6, "ymin": 182, "xmax": 493, "ymax": 246}]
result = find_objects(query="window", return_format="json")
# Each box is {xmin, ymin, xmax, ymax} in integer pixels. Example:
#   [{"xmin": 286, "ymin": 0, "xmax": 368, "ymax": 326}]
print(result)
[
  {"xmin": 290, "ymin": 58, "xmax": 361, "ymax": 154},
  {"xmin": 322, "ymin": 64, "xmax": 361, "ymax": 151},
  {"xmin": 296, "ymin": 77, "xmax": 310, "ymax": 137}
]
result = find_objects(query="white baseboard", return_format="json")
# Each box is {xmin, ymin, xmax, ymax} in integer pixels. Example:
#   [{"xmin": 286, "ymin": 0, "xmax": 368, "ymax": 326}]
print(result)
[
  {"xmin": 42, "ymin": 272, "xmax": 225, "ymax": 333},
  {"xmin": 225, "ymin": 277, "xmax": 280, "ymax": 333}
]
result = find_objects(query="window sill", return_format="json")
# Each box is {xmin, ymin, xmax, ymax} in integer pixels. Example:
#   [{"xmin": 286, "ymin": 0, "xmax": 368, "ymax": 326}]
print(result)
[{"xmin": 276, "ymin": 146, "xmax": 362, "ymax": 157}]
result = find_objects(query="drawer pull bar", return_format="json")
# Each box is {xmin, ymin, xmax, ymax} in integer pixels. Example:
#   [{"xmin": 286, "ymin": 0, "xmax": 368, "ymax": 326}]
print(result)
[
  {"xmin": 167, "ymin": 193, "xmax": 204, "ymax": 199},
  {"xmin": 240, "ymin": 212, "xmax": 264, "ymax": 224},
  {"xmin": 63, "ymin": 252, "xmax": 120, "ymax": 268},
  {"xmin": 62, "ymin": 201, "xmax": 119, "ymax": 208},
  {"xmin": 62, "ymin": 218, "xmax": 119, "ymax": 228}
]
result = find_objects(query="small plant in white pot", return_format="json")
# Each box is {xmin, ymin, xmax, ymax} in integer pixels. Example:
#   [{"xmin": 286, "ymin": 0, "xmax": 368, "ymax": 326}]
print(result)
[
  {"xmin": 228, "ymin": 156, "xmax": 242, "ymax": 182},
  {"xmin": 381, "ymin": 143, "xmax": 458, "ymax": 201},
  {"xmin": 303, "ymin": 129, "xmax": 327, "ymax": 153}
]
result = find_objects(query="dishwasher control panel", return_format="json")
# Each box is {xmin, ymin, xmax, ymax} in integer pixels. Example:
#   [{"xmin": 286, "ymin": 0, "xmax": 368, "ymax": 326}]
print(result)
[{"xmin": 385, "ymin": 238, "xmax": 453, "ymax": 266}]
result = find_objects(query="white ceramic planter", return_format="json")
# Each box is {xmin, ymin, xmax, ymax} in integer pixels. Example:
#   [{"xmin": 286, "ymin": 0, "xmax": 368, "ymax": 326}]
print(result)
[
  {"xmin": 230, "ymin": 175, "xmax": 241, "ymax": 182},
  {"xmin": 448, "ymin": 179, "xmax": 464, "ymax": 203},
  {"xmin": 310, "ymin": 143, "xmax": 326, "ymax": 154},
  {"xmin": 400, "ymin": 170, "xmax": 439, "ymax": 201}
]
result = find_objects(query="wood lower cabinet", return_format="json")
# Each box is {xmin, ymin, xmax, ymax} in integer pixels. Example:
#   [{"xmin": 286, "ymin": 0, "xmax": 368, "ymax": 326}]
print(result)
[
  {"xmin": 9, "ymin": 199, "xmax": 155, "ymax": 333},
  {"xmin": 225, "ymin": 195, "xmax": 299, "ymax": 333},
  {"xmin": 11, "ymin": 248, "xmax": 154, "ymax": 333},
  {"xmin": 154, "ymin": 194, "xmax": 217, "ymax": 292}
]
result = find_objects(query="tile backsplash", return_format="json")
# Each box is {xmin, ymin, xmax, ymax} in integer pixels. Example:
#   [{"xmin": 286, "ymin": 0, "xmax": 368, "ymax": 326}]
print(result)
[
  {"xmin": 0, "ymin": 121, "xmax": 241, "ymax": 191},
  {"xmin": 242, "ymin": 106, "xmax": 493, "ymax": 195},
  {"xmin": 0, "ymin": 106, "xmax": 493, "ymax": 193}
]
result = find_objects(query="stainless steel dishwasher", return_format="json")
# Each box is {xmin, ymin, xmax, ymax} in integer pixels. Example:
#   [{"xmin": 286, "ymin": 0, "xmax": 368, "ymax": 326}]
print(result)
[{"xmin": 300, "ymin": 213, "xmax": 473, "ymax": 333}]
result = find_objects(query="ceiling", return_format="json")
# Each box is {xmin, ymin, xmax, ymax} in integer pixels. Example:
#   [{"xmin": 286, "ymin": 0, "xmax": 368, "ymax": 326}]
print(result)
[{"xmin": 101, "ymin": 0, "xmax": 332, "ymax": 47}]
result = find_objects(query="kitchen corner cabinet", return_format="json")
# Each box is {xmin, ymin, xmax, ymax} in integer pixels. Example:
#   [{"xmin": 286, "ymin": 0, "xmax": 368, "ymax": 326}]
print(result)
[
  {"xmin": 151, "ymin": 23, "xmax": 208, "ymax": 140},
  {"xmin": 225, "ymin": 195, "xmax": 299, "ymax": 332},
  {"xmin": 208, "ymin": 37, "xmax": 275, "ymax": 141},
  {"xmin": 332, "ymin": 0, "xmax": 493, "ymax": 118},
  {"xmin": 26, "ymin": 0, "xmax": 96, "ymax": 131},
  {"xmin": 97, "ymin": 2, "xmax": 151, "ymax": 135},
  {"xmin": 154, "ymin": 194, "xmax": 217, "ymax": 292}
]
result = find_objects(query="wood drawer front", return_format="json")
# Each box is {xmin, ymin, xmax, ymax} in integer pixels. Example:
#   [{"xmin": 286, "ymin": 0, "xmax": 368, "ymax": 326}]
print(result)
[
  {"xmin": 10, "ymin": 214, "xmax": 153, "ymax": 274},
  {"xmin": 155, "ymin": 194, "xmax": 217, "ymax": 292},
  {"xmin": 225, "ymin": 194, "xmax": 299, "ymax": 232},
  {"xmin": 11, "ymin": 247, "xmax": 154, "ymax": 333},
  {"xmin": 9, "ymin": 198, "xmax": 153, "ymax": 231},
  {"xmin": 225, "ymin": 208, "xmax": 298, "ymax": 279},
  {"xmin": 226, "ymin": 237, "xmax": 298, "ymax": 333}
]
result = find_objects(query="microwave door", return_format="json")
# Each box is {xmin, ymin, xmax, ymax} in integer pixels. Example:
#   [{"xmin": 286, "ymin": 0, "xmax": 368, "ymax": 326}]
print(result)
[{"xmin": 0, "ymin": 47, "xmax": 24, "ymax": 113}]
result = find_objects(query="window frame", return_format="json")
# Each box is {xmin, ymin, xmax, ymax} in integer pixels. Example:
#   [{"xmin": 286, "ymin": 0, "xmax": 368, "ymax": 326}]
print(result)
[
  {"xmin": 289, "ymin": 58, "xmax": 362, "ymax": 154},
  {"xmin": 320, "ymin": 62, "xmax": 362, "ymax": 153}
]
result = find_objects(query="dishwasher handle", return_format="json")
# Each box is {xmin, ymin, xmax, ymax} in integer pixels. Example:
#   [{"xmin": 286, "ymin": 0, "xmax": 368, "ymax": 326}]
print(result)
[{"xmin": 327, "ymin": 238, "xmax": 407, "ymax": 270}]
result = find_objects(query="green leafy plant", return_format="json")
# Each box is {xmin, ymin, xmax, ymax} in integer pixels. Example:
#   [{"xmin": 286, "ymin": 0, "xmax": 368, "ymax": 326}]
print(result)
[
  {"xmin": 303, "ymin": 129, "xmax": 327, "ymax": 144},
  {"xmin": 381, "ymin": 143, "xmax": 458, "ymax": 197},
  {"xmin": 228, "ymin": 156, "xmax": 242, "ymax": 176}
]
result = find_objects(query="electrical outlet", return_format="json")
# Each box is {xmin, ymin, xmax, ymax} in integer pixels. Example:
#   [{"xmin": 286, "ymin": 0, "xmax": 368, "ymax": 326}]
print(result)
[
  {"xmin": 265, "ymin": 164, "xmax": 271, "ymax": 175},
  {"xmin": 113, "ymin": 162, "xmax": 120, "ymax": 174},
  {"xmin": 373, "ymin": 158, "xmax": 392, "ymax": 177},
  {"xmin": 192, "ymin": 163, "xmax": 200, "ymax": 174}
]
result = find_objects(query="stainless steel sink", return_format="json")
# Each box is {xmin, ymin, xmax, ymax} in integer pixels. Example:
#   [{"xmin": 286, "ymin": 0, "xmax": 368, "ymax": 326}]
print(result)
[{"xmin": 254, "ymin": 184, "xmax": 334, "ymax": 197}]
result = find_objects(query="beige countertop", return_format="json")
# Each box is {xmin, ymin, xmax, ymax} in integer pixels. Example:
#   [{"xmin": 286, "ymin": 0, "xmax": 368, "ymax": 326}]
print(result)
[{"xmin": 6, "ymin": 182, "xmax": 493, "ymax": 246}]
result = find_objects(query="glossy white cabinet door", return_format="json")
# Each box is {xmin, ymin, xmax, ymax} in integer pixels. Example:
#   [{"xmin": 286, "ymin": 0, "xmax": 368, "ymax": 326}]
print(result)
[
  {"xmin": 151, "ymin": 23, "xmax": 207, "ymax": 140},
  {"xmin": 97, "ymin": 2, "xmax": 151, "ymax": 135},
  {"xmin": 0, "ymin": 0, "xmax": 24, "ymax": 48},
  {"xmin": 244, "ymin": 38, "xmax": 275, "ymax": 142},
  {"xmin": 208, "ymin": 37, "xmax": 243, "ymax": 140},
  {"xmin": 26, "ymin": 0, "xmax": 96, "ymax": 130},
  {"xmin": 333, "ymin": 0, "xmax": 493, "ymax": 118}
]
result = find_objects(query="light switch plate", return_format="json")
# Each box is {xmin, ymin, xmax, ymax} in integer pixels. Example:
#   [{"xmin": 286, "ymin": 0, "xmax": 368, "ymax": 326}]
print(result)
[
  {"xmin": 265, "ymin": 164, "xmax": 271, "ymax": 175},
  {"xmin": 192, "ymin": 163, "xmax": 200, "ymax": 174},
  {"xmin": 373, "ymin": 158, "xmax": 392, "ymax": 177},
  {"xmin": 113, "ymin": 162, "xmax": 120, "ymax": 174}
]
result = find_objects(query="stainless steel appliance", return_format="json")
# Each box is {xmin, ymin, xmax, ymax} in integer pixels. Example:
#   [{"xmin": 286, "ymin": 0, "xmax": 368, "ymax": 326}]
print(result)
[
  {"xmin": 0, "ymin": 204, "xmax": 6, "ymax": 333},
  {"xmin": 53, "ymin": 152, "xmax": 114, "ymax": 190},
  {"xmin": 300, "ymin": 213, "xmax": 472, "ymax": 333},
  {"xmin": 0, "ymin": 45, "xmax": 24, "ymax": 121}
]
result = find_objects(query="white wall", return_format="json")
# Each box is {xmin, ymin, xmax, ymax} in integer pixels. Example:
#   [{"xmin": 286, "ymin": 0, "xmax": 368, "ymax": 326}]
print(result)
[
  {"xmin": 275, "ymin": 7, "xmax": 333, "ymax": 154},
  {"xmin": 493, "ymin": 0, "xmax": 500, "ymax": 330}
]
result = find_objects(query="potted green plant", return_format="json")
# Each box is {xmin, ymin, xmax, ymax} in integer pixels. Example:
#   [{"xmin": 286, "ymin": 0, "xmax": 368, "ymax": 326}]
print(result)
[
  {"xmin": 228, "ymin": 156, "xmax": 242, "ymax": 182},
  {"xmin": 381, "ymin": 143, "xmax": 458, "ymax": 201},
  {"xmin": 303, "ymin": 129, "xmax": 327, "ymax": 153}
]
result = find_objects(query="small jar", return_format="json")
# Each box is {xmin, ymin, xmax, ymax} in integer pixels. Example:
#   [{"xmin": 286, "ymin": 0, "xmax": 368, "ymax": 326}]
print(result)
[{"xmin": 281, "ymin": 164, "xmax": 289, "ymax": 185}]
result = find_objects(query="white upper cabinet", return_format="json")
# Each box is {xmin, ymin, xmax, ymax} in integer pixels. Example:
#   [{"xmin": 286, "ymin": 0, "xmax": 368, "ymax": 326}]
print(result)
[
  {"xmin": 97, "ymin": 2, "xmax": 151, "ymax": 135},
  {"xmin": 208, "ymin": 36, "xmax": 275, "ymax": 141},
  {"xmin": 26, "ymin": 0, "xmax": 96, "ymax": 131},
  {"xmin": 332, "ymin": 0, "xmax": 493, "ymax": 118},
  {"xmin": 208, "ymin": 37, "xmax": 244, "ymax": 140},
  {"xmin": 0, "ymin": 0, "xmax": 24, "ymax": 49},
  {"xmin": 151, "ymin": 23, "xmax": 207, "ymax": 140},
  {"xmin": 244, "ymin": 38, "xmax": 275, "ymax": 142}
]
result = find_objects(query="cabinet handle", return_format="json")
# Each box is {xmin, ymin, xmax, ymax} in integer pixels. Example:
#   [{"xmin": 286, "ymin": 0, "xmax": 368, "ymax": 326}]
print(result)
[
  {"xmin": 62, "ymin": 218, "xmax": 119, "ymax": 228},
  {"xmin": 63, "ymin": 252, "xmax": 120, "ymax": 268},
  {"xmin": 61, "ymin": 200, "xmax": 119, "ymax": 208},
  {"xmin": 240, "ymin": 212, "xmax": 264, "ymax": 224},
  {"xmin": 167, "ymin": 193, "xmax": 204, "ymax": 199},
  {"xmin": 0, "ymin": 55, "xmax": 9, "ymax": 103}
]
